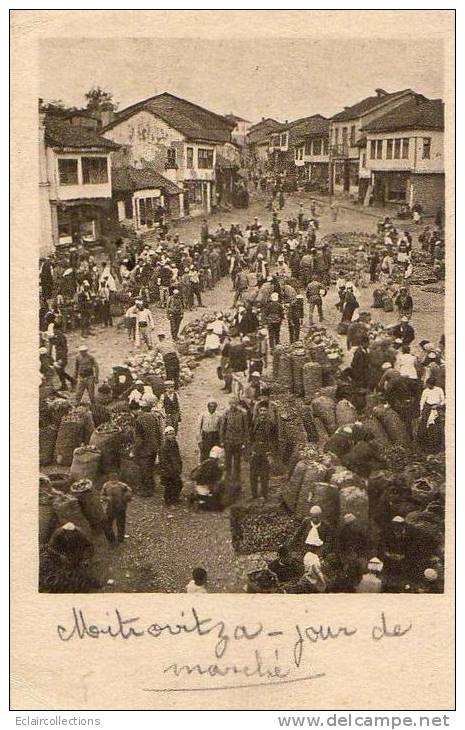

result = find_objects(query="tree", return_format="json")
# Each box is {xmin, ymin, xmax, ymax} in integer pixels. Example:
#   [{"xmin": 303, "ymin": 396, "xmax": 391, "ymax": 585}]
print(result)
[{"xmin": 84, "ymin": 86, "xmax": 118, "ymax": 114}]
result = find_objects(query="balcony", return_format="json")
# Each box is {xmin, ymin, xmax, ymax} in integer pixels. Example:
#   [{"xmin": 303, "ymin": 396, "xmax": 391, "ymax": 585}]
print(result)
[{"xmin": 330, "ymin": 143, "xmax": 349, "ymax": 158}]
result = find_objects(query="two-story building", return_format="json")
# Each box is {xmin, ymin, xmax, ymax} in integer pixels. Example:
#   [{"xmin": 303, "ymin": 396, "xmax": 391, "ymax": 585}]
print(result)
[
  {"xmin": 224, "ymin": 113, "xmax": 252, "ymax": 149},
  {"xmin": 361, "ymin": 96, "xmax": 444, "ymax": 214},
  {"xmin": 292, "ymin": 115, "xmax": 330, "ymax": 187},
  {"xmin": 100, "ymin": 92, "xmax": 234, "ymax": 218},
  {"xmin": 329, "ymin": 88, "xmax": 417, "ymax": 200},
  {"xmin": 245, "ymin": 118, "xmax": 283, "ymax": 175},
  {"xmin": 39, "ymin": 113, "xmax": 120, "ymax": 254}
]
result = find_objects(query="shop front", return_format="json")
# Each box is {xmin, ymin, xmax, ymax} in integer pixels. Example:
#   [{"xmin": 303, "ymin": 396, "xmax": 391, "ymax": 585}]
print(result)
[
  {"xmin": 183, "ymin": 180, "xmax": 212, "ymax": 217},
  {"xmin": 54, "ymin": 199, "xmax": 111, "ymax": 247}
]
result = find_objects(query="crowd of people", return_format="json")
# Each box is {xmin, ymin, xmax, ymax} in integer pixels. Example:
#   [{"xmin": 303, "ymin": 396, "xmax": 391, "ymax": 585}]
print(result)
[{"xmin": 39, "ymin": 192, "xmax": 446, "ymax": 594}]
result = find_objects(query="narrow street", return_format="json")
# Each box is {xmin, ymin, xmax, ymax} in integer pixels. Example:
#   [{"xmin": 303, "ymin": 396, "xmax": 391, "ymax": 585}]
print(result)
[{"xmin": 65, "ymin": 193, "xmax": 444, "ymax": 593}]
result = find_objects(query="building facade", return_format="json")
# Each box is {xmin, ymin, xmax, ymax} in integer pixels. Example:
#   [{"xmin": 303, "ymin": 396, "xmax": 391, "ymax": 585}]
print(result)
[
  {"xmin": 361, "ymin": 97, "xmax": 444, "ymax": 214},
  {"xmin": 329, "ymin": 88, "xmax": 417, "ymax": 199},
  {"xmin": 292, "ymin": 116, "xmax": 330, "ymax": 188},
  {"xmin": 39, "ymin": 113, "xmax": 120, "ymax": 255},
  {"xmin": 101, "ymin": 92, "xmax": 234, "ymax": 218}
]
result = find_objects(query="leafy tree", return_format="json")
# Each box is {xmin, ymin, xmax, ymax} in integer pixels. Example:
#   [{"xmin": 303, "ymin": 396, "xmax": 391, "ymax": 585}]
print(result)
[{"xmin": 84, "ymin": 86, "xmax": 118, "ymax": 114}]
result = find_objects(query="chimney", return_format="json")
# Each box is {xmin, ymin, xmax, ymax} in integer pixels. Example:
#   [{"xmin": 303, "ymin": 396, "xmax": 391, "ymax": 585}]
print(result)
[
  {"xmin": 344, "ymin": 106, "xmax": 350, "ymax": 110},
  {"xmin": 375, "ymin": 88, "xmax": 388, "ymax": 98},
  {"xmin": 100, "ymin": 109, "xmax": 115, "ymax": 128},
  {"xmin": 261, "ymin": 117, "xmax": 265, "ymax": 122}
]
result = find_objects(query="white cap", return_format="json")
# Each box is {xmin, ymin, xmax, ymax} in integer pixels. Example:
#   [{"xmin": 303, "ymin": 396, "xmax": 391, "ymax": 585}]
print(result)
[
  {"xmin": 382, "ymin": 362, "xmax": 392, "ymax": 370},
  {"xmin": 78, "ymin": 345, "xmax": 88, "ymax": 352},
  {"xmin": 310, "ymin": 505, "xmax": 322, "ymax": 516},
  {"xmin": 392, "ymin": 515, "xmax": 405, "ymax": 523},
  {"xmin": 270, "ymin": 292, "xmax": 279, "ymax": 301},
  {"xmin": 164, "ymin": 426, "xmax": 175, "ymax": 435},
  {"xmin": 368, "ymin": 557, "xmax": 384, "ymax": 572},
  {"xmin": 343, "ymin": 513, "xmax": 357, "ymax": 525},
  {"xmin": 251, "ymin": 371, "xmax": 261, "ymax": 378},
  {"xmin": 39, "ymin": 347, "xmax": 48, "ymax": 355},
  {"xmin": 305, "ymin": 536, "xmax": 323, "ymax": 548},
  {"xmin": 424, "ymin": 568, "xmax": 438, "ymax": 582},
  {"xmin": 209, "ymin": 446, "xmax": 223, "ymax": 459}
]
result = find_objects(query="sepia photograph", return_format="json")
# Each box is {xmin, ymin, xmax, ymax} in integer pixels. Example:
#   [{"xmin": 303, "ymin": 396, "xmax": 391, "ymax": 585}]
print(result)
[
  {"xmin": 10, "ymin": 8, "xmax": 456, "ymax": 713},
  {"xmin": 36, "ymin": 29, "xmax": 449, "ymax": 597}
]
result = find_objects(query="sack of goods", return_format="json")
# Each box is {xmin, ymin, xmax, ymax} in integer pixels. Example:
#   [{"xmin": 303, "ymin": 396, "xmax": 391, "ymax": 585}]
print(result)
[
  {"xmin": 312, "ymin": 395, "xmax": 337, "ymax": 434},
  {"xmin": 373, "ymin": 404, "xmax": 410, "ymax": 447},
  {"xmin": 335, "ymin": 399, "xmax": 357, "ymax": 427},
  {"xmin": 302, "ymin": 361, "xmax": 323, "ymax": 402},
  {"xmin": 339, "ymin": 485, "xmax": 369, "ymax": 527},
  {"xmin": 293, "ymin": 462, "xmax": 329, "ymax": 517},
  {"xmin": 229, "ymin": 499, "xmax": 297, "ymax": 555},
  {"xmin": 69, "ymin": 445, "xmax": 101, "ymax": 483},
  {"xmin": 52, "ymin": 491, "xmax": 93, "ymax": 539},
  {"xmin": 39, "ymin": 425, "xmax": 58, "ymax": 466},
  {"xmin": 89, "ymin": 423, "xmax": 122, "ymax": 472},
  {"xmin": 39, "ymin": 483, "xmax": 58, "ymax": 545},
  {"xmin": 70, "ymin": 478, "xmax": 106, "ymax": 531}
]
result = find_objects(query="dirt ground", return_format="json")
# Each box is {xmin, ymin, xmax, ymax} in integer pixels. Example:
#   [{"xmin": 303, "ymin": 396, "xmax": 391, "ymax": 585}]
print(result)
[{"xmin": 62, "ymin": 192, "xmax": 445, "ymax": 594}]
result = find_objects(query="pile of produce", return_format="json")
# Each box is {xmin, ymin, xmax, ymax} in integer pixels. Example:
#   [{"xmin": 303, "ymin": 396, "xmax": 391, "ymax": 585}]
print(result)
[
  {"xmin": 321, "ymin": 232, "xmax": 380, "ymax": 249},
  {"xmin": 176, "ymin": 311, "xmax": 236, "ymax": 357},
  {"xmin": 229, "ymin": 498, "xmax": 297, "ymax": 555},
  {"xmin": 123, "ymin": 350, "xmax": 196, "ymax": 388}
]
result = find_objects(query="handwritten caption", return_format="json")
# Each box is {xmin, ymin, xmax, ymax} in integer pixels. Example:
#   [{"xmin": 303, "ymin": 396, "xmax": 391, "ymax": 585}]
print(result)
[{"xmin": 56, "ymin": 608, "xmax": 412, "ymax": 692}]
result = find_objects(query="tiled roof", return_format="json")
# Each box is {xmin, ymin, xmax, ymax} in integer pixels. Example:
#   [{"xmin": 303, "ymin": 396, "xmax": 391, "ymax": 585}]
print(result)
[
  {"xmin": 287, "ymin": 115, "xmax": 329, "ymax": 145},
  {"xmin": 247, "ymin": 118, "xmax": 283, "ymax": 145},
  {"xmin": 224, "ymin": 113, "xmax": 251, "ymax": 124},
  {"xmin": 330, "ymin": 89, "xmax": 413, "ymax": 122},
  {"xmin": 44, "ymin": 118, "xmax": 120, "ymax": 151},
  {"xmin": 362, "ymin": 97, "xmax": 444, "ymax": 133},
  {"xmin": 112, "ymin": 166, "xmax": 183, "ymax": 195},
  {"xmin": 102, "ymin": 92, "xmax": 234, "ymax": 144}
]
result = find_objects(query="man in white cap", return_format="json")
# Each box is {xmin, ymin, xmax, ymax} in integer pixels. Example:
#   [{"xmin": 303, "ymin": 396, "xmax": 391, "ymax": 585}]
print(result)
[
  {"xmin": 220, "ymin": 397, "xmax": 249, "ymax": 483},
  {"xmin": 262, "ymin": 292, "xmax": 284, "ymax": 351},
  {"xmin": 133, "ymin": 299, "xmax": 155, "ymax": 350},
  {"xmin": 391, "ymin": 315, "xmax": 415, "ymax": 347},
  {"xmin": 166, "ymin": 287, "xmax": 184, "ymax": 340},
  {"xmin": 157, "ymin": 332, "xmax": 180, "ymax": 389},
  {"xmin": 305, "ymin": 276, "xmax": 326, "ymax": 324},
  {"xmin": 355, "ymin": 557, "xmax": 384, "ymax": 593},
  {"xmin": 74, "ymin": 344, "xmax": 99, "ymax": 404},
  {"xmin": 290, "ymin": 505, "xmax": 333, "ymax": 557},
  {"xmin": 159, "ymin": 425, "xmax": 183, "ymax": 506},
  {"xmin": 197, "ymin": 399, "xmax": 221, "ymax": 461}
]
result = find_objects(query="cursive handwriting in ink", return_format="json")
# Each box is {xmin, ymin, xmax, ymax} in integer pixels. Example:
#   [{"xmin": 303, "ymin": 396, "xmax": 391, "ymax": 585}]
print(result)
[
  {"xmin": 57, "ymin": 608, "xmax": 144, "ymax": 642},
  {"xmin": 372, "ymin": 612, "xmax": 412, "ymax": 641},
  {"xmin": 164, "ymin": 649, "xmax": 290, "ymax": 680},
  {"xmin": 293, "ymin": 622, "xmax": 358, "ymax": 668}
]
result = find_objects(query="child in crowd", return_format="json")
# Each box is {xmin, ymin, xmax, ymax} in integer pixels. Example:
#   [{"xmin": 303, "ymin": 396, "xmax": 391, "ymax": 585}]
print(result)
[
  {"xmin": 186, "ymin": 567, "xmax": 208, "ymax": 593},
  {"xmin": 101, "ymin": 471, "xmax": 133, "ymax": 543}
]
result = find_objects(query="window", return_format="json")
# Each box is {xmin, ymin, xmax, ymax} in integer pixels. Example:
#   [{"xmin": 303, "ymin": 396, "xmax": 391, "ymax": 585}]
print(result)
[
  {"xmin": 186, "ymin": 147, "xmax": 194, "ymax": 168},
  {"xmin": 386, "ymin": 139, "xmax": 393, "ymax": 159},
  {"xmin": 58, "ymin": 158, "xmax": 78, "ymax": 185},
  {"xmin": 139, "ymin": 199, "xmax": 146, "ymax": 227},
  {"xmin": 166, "ymin": 148, "xmax": 177, "ymax": 168},
  {"xmin": 295, "ymin": 147, "xmax": 299, "ymax": 160},
  {"xmin": 304, "ymin": 140, "xmax": 312, "ymax": 155},
  {"xmin": 313, "ymin": 139, "xmax": 322, "ymax": 155},
  {"xmin": 370, "ymin": 140, "xmax": 376, "ymax": 159},
  {"xmin": 350, "ymin": 125, "xmax": 356, "ymax": 146},
  {"xmin": 422, "ymin": 137, "xmax": 431, "ymax": 159},
  {"xmin": 323, "ymin": 137, "xmax": 329, "ymax": 155},
  {"xmin": 394, "ymin": 139, "xmax": 401, "ymax": 159},
  {"xmin": 81, "ymin": 157, "xmax": 108, "ymax": 184},
  {"xmin": 185, "ymin": 181, "xmax": 203, "ymax": 205},
  {"xmin": 124, "ymin": 198, "xmax": 133, "ymax": 219},
  {"xmin": 280, "ymin": 132, "xmax": 288, "ymax": 148},
  {"xmin": 198, "ymin": 148, "xmax": 214, "ymax": 169},
  {"xmin": 361, "ymin": 153, "xmax": 366, "ymax": 169},
  {"xmin": 334, "ymin": 128, "xmax": 339, "ymax": 145},
  {"xmin": 402, "ymin": 138, "xmax": 409, "ymax": 159},
  {"xmin": 334, "ymin": 162, "xmax": 344, "ymax": 186},
  {"xmin": 376, "ymin": 140, "xmax": 383, "ymax": 159}
]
